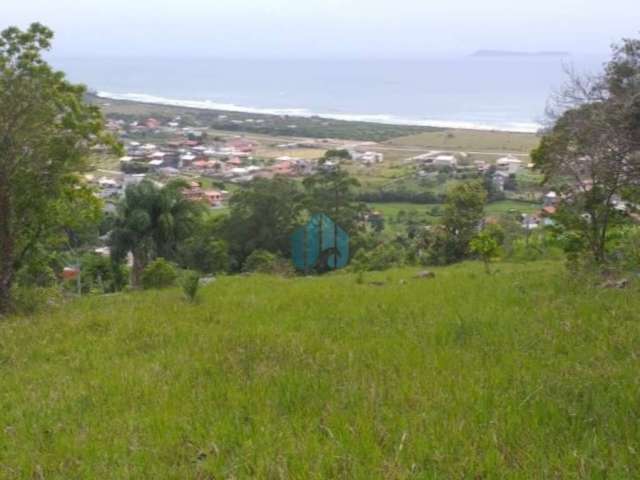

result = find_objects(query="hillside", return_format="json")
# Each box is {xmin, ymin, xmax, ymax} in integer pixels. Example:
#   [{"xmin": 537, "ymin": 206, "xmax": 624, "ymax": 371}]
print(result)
[{"xmin": 2, "ymin": 262, "xmax": 639, "ymax": 478}]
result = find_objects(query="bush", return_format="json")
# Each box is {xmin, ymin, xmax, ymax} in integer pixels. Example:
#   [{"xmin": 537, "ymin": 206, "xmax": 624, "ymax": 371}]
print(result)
[
  {"xmin": 80, "ymin": 254, "xmax": 129, "ymax": 294},
  {"xmin": 10, "ymin": 286, "xmax": 65, "ymax": 316},
  {"xmin": 141, "ymin": 258, "xmax": 178, "ymax": 290},
  {"xmin": 352, "ymin": 243, "xmax": 405, "ymax": 272},
  {"xmin": 609, "ymin": 226, "xmax": 640, "ymax": 271},
  {"xmin": 242, "ymin": 250, "xmax": 294, "ymax": 275},
  {"xmin": 180, "ymin": 271, "xmax": 200, "ymax": 302},
  {"xmin": 178, "ymin": 238, "xmax": 230, "ymax": 275}
]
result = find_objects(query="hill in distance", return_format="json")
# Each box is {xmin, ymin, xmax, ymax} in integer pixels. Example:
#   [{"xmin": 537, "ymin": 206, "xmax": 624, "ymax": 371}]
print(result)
[{"xmin": 471, "ymin": 50, "xmax": 571, "ymax": 58}]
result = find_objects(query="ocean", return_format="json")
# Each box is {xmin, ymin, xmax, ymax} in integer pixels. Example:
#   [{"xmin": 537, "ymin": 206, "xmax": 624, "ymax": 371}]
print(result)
[{"xmin": 50, "ymin": 56, "xmax": 606, "ymax": 133}]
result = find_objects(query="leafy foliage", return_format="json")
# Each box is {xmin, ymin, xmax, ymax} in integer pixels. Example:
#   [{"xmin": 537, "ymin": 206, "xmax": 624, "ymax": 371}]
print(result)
[
  {"xmin": 470, "ymin": 230, "xmax": 501, "ymax": 273},
  {"xmin": 352, "ymin": 243, "xmax": 405, "ymax": 272},
  {"xmin": 241, "ymin": 249, "xmax": 293, "ymax": 275},
  {"xmin": 0, "ymin": 23, "xmax": 117, "ymax": 312},
  {"xmin": 224, "ymin": 178, "xmax": 304, "ymax": 267},
  {"xmin": 303, "ymin": 166, "xmax": 364, "ymax": 235},
  {"xmin": 110, "ymin": 180, "xmax": 202, "ymax": 287},
  {"xmin": 177, "ymin": 215, "xmax": 230, "ymax": 274},
  {"xmin": 141, "ymin": 258, "xmax": 178, "ymax": 290},
  {"xmin": 180, "ymin": 271, "xmax": 200, "ymax": 303},
  {"xmin": 532, "ymin": 37, "xmax": 640, "ymax": 266}
]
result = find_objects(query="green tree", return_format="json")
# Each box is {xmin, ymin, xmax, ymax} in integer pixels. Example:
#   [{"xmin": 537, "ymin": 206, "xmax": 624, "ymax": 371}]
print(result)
[
  {"xmin": 110, "ymin": 180, "xmax": 201, "ymax": 287},
  {"xmin": 140, "ymin": 258, "xmax": 178, "ymax": 290},
  {"xmin": 533, "ymin": 37, "xmax": 640, "ymax": 265},
  {"xmin": 440, "ymin": 181, "xmax": 487, "ymax": 263},
  {"xmin": 224, "ymin": 177, "xmax": 304, "ymax": 267},
  {"xmin": 470, "ymin": 228, "xmax": 502, "ymax": 274},
  {"xmin": 0, "ymin": 23, "xmax": 116, "ymax": 313},
  {"xmin": 303, "ymin": 166, "xmax": 363, "ymax": 234},
  {"xmin": 322, "ymin": 149, "xmax": 352, "ymax": 161},
  {"xmin": 178, "ymin": 214, "xmax": 230, "ymax": 274}
]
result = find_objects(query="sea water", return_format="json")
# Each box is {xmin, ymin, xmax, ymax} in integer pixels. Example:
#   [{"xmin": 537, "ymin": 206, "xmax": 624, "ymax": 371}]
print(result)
[{"xmin": 51, "ymin": 56, "xmax": 605, "ymax": 132}]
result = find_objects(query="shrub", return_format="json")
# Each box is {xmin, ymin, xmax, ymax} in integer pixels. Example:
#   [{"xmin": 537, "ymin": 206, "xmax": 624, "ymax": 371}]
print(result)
[
  {"xmin": 242, "ymin": 250, "xmax": 277, "ymax": 273},
  {"xmin": 352, "ymin": 243, "xmax": 405, "ymax": 272},
  {"xmin": 181, "ymin": 271, "xmax": 200, "ymax": 303},
  {"xmin": 80, "ymin": 254, "xmax": 129, "ymax": 294},
  {"xmin": 141, "ymin": 258, "xmax": 178, "ymax": 290},
  {"xmin": 10, "ymin": 286, "xmax": 65, "ymax": 316},
  {"xmin": 609, "ymin": 226, "xmax": 640, "ymax": 271},
  {"xmin": 242, "ymin": 250, "xmax": 295, "ymax": 276},
  {"xmin": 470, "ymin": 231, "xmax": 500, "ymax": 274}
]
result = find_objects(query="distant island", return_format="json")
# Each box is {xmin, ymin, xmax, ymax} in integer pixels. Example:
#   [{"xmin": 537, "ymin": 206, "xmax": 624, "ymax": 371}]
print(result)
[{"xmin": 471, "ymin": 50, "xmax": 570, "ymax": 58}]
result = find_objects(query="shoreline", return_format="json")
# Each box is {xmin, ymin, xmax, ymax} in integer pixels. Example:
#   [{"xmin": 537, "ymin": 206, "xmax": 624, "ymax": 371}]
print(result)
[{"xmin": 96, "ymin": 91, "xmax": 542, "ymax": 134}]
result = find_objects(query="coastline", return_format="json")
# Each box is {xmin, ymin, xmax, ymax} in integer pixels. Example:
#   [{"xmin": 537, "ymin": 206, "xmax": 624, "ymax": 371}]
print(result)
[{"xmin": 96, "ymin": 91, "xmax": 542, "ymax": 134}]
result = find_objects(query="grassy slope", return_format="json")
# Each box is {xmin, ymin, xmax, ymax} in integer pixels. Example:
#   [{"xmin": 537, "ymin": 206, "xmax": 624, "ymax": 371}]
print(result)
[
  {"xmin": 2, "ymin": 262, "xmax": 639, "ymax": 478},
  {"xmin": 385, "ymin": 130, "xmax": 540, "ymax": 154}
]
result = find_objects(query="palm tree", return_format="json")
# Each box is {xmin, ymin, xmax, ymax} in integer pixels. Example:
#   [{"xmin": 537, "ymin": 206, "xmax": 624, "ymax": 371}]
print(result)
[{"xmin": 110, "ymin": 180, "xmax": 201, "ymax": 287}]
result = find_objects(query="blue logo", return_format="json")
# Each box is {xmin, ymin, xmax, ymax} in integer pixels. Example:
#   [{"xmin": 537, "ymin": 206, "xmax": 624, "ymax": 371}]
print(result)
[{"xmin": 291, "ymin": 214, "xmax": 349, "ymax": 272}]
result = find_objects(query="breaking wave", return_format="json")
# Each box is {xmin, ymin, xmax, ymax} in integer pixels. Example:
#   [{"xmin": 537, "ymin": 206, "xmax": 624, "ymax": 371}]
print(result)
[{"xmin": 97, "ymin": 91, "xmax": 542, "ymax": 133}]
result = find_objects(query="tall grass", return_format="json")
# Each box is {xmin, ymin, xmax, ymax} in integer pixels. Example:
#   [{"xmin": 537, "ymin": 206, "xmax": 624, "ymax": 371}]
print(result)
[{"xmin": 1, "ymin": 262, "xmax": 638, "ymax": 478}]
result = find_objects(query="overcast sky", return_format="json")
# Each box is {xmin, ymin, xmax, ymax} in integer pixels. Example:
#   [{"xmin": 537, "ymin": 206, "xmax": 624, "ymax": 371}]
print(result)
[{"xmin": 4, "ymin": 0, "xmax": 639, "ymax": 59}]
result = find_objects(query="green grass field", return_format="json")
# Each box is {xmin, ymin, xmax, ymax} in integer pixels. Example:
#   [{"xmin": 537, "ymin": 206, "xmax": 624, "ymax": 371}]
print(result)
[
  {"xmin": 486, "ymin": 200, "xmax": 540, "ymax": 215},
  {"xmin": 2, "ymin": 262, "xmax": 638, "ymax": 478},
  {"xmin": 385, "ymin": 130, "xmax": 540, "ymax": 154}
]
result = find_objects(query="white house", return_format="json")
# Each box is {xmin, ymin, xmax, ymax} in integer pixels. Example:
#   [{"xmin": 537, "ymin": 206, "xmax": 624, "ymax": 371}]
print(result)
[
  {"xmin": 496, "ymin": 156, "xmax": 523, "ymax": 174},
  {"xmin": 433, "ymin": 154, "xmax": 458, "ymax": 168}
]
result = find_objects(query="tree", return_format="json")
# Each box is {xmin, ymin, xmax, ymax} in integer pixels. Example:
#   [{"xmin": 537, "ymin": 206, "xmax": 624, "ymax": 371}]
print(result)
[
  {"xmin": 323, "ymin": 149, "xmax": 352, "ymax": 161},
  {"xmin": 470, "ymin": 227, "xmax": 503, "ymax": 274},
  {"xmin": 441, "ymin": 181, "xmax": 487, "ymax": 263},
  {"xmin": 0, "ymin": 23, "xmax": 116, "ymax": 313},
  {"xmin": 110, "ymin": 180, "xmax": 201, "ymax": 287},
  {"xmin": 224, "ymin": 177, "xmax": 304, "ymax": 267},
  {"xmin": 303, "ymin": 166, "xmax": 363, "ymax": 234},
  {"xmin": 178, "ymin": 214, "xmax": 230, "ymax": 274},
  {"xmin": 532, "ymin": 37, "xmax": 640, "ymax": 265}
]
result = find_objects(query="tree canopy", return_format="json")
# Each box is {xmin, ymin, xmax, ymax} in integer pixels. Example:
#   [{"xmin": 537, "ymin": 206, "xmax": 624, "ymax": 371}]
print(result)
[
  {"xmin": 110, "ymin": 180, "xmax": 202, "ymax": 287},
  {"xmin": 0, "ymin": 23, "xmax": 117, "ymax": 313},
  {"xmin": 532, "ymin": 37, "xmax": 640, "ymax": 264}
]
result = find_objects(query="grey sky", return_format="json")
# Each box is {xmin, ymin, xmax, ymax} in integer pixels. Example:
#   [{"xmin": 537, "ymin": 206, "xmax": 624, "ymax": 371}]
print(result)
[{"xmin": 4, "ymin": 0, "xmax": 639, "ymax": 58}]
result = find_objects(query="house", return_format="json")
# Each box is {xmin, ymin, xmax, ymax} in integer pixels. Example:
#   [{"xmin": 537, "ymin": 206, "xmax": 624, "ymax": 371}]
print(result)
[
  {"xmin": 144, "ymin": 118, "xmax": 161, "ymax": 130},
  {"xmin": 229, "ymin": 167, "xmax": 250, "ymax": 176},
  {"xmin": 203, "ymin": 190, "xmax": 224, "ymax": 207},
  {"xmin": 351, "ymin": 150, "xmax": 384, "ymax": 165},
  {"xmin": 124, "ymin": 174, "xmax": 147, "ymax": 187},
  {"xmin": 522, "ymin": 214, "xmax": 541, "ymax": 230},
  {"xmin": 496, "ymin": 156, "xmax": 523, "ymax": 174},
  {"xmin": 179, "ymin": 153, "xmax": 196, "ymax": 167},
  {"xmin": 182, "ymin": 182, "xmax": 205, "ymax": 202},
  {"xmin": 94, "ymin": 247, "xmax": 111, "ymax": 257},
  {"xmin": 272, "ymin": 160, "xmax": 296, "ymax": 176},
  {"xmin": 98, "ymin": 177, "xmax": 120, "ymax": 189},
  {"xmin": 228, "ymin": 138, "xmax": 254, "ymax": 153},
  {"xmin": 433, "ymin": 154, "xmax": 458, "ymax": 168},
  {"xmin": 543, "ymin": 191, "xmax": 559, "ymax": 208},
  {"xmin": 540, "ymin": 206, "xmax": 556, "ymax": 226},
  {"xmin": 192, "ymin": 160, "xmax": 209, "ymax": 169},
  {"xmin": 359, "ymin": 151, "xmax": 384, "ymax": 165},
  {"xmin": 227, "ymin": 157, "xmax": 244, "ymax": 166},
  {"xmin": 230, "ymin": 175, "xmax": 255, "ymax": 184},
  {"xmin": 492, "ymin": 170, "xmax": 510, "ymax": 192}
]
